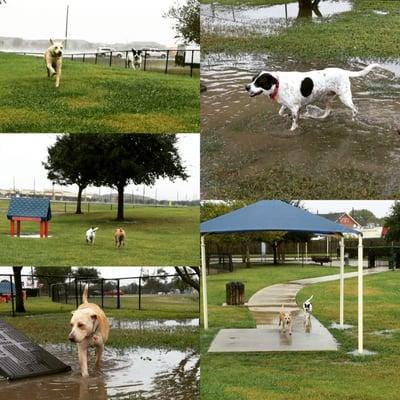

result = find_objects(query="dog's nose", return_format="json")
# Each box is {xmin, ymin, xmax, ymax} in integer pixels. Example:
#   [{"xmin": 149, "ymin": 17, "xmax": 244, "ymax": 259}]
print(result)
[
  {"xmin": 68, "ymin": 334, "xmax": 75, "ymax": 342},
  {"xmin": 245, "ymin": 84, "xmax": 250, "ymax": 92}
]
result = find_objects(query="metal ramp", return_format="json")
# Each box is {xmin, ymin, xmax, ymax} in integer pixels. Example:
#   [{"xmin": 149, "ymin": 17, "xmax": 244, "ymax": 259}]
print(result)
[{"xmin": 0, "ymin": 320, "xmax": 71, "ymax": 380}]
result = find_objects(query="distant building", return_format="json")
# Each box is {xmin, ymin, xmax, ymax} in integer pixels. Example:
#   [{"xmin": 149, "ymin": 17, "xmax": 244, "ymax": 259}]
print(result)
[{"xmin": 320, "ymin": 212, "xmax": 361, "ymax": 229}]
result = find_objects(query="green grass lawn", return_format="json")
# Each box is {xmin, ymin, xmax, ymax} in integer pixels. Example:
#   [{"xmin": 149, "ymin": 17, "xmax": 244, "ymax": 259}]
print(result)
[
  {"xmin": 201, "ymin": 0, "xmax": 291, "ymax": 4},
  {"xmin": 202, "ymin": 0, "xmax": 400, "ymax": 60},
  {"xmin": 0, "ymin": 202, "xmax": 199, "ymax": 266},
  {"xmin": 201, "ymin": 265, "xmax": 400, "ymax": 399},
  {"xmin": 0, "ymin": 52, "xmax": 199, "ymax": 133},
  {"xmin": 0, "ymin": 296, "xmax": 199, "ymax": 350}
]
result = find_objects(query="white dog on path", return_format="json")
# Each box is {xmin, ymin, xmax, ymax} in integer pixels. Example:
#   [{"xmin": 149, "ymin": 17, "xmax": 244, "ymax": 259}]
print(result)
[
  {"xmin": 85, "ymin": 227, "xmax": 98, "ymax": 245},
  {"xmin": 44, "ymin": 39, "xmax": 64, "ymax": 88}
]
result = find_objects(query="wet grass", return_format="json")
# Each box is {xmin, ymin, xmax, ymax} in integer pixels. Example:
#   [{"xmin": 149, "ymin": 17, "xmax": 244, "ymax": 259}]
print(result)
[
  {"xmin": 0, "ymin": 202, "xmax": 199, "ymax": 266},
  {"xmin": 0, "ymin": 297, "xmax": 199, "ymax": 350},
  {"xmin": 201, "ymin": 266, "xmax": 400, "ymax": 399},
  {"xmin": 202, "ymin": 1, "xmax": 400, "ymax": 60},
  {"xmin": 0, "ymin": 53, "xmax": 199, "ymax": 133},
  {"xmin": 201, "ymin": 0, "xmax": 292, "ymax": 5}
]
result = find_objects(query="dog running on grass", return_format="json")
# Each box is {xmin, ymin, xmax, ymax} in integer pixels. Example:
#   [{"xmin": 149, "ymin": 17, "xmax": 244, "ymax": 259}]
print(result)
[
  {"xmin": 279, "ymin": 304, "xmax": 293, "ymax": 335},
  {"xmin": 44, "ymin": 39, "xmax": 64, "ymax": 88},
  {"xmin": 127, "ymin": 49, "xmax": 142, "ymax": 70},
  {"xmin": 85, "ymin": 227, "xmax": 99, "ymax": 245},
  {"xmin": 303, "ymin": 295, "xmax": 313, "ymax": 331},
  {"xmin": 114, "ymin": 228, "xmax": 126, "ymax": 248},
  {"xmin": 69, "ymin": 284, "xmax": 109, "ymax": 377},
  {"xmin": 245, "ymin": 64, "xmax": 380, "ymax": 131}
]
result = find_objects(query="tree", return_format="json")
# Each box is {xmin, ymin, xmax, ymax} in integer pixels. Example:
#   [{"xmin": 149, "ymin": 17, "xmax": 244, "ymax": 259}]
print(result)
[
  {"xmin": 43, "ymin": 134, "xmax": 104, "ymax": 214},
  {"xmin": 34, "ymin": 267, "xmax": 72, "ymax": 287},
  {"xmin": 97, "ymin": 135, "xmax": 188, "ymax": 221},
  {"xmin": 174, "ymin": 267, "xmax": 199, "ymax": 292},
  {"xmin": 384, "ymin": 202, "xmax": 400, "ymax": 242},
  {"xmin": 73, "ymin": 267, "xmax": 100, "ymax": 279},
  {"xmin": 13, "ymin": 267, "xmax": 25, "ymax": 313},
  {"xmin": 164, "ymin": 0, "xmax": 200, "ymax": 45},
  {"xmin": 350, "ymin": 209, "xmax": 382, "ymax": 227}
]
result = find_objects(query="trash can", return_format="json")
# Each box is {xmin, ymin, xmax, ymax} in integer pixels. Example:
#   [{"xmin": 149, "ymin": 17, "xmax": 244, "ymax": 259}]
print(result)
[
  {"xmin": 368, "ymin": 252, "xmax": 376, "ymax": 269},
  {"xmin": 226, "ymin": 282, "xmax": 245, "ymax": 305}
]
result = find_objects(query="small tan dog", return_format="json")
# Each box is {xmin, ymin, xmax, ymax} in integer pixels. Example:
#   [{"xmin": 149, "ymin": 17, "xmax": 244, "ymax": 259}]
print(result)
[
  {"xmin": 69, "ymin": 284, "xmax": 109, "ymax": 377},
  {"xmin": 278, "ymin": 304, "xmax": 293, "ymax": 335},
  {"xmin": 114, "ymin": 228, "xmax": 126, "ymax": 248},
  {"xmin": 44, "ymin": 39, "xmax": 64, "ymax": 88}
]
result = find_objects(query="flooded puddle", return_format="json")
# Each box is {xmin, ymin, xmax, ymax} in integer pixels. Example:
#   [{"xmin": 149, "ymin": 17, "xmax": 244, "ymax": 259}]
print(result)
[
  {"xmin": 0, "ymin": 344, "xmax": 199, "ymax": 399},
  {"xmin": 201, "ymin": 53, "xmax": 400, "ymax": 198},
  {"xmin": 201, "ymin": 0, "xmax": 353, "ymax": 36},
  {"xmin": 108, "ymin": 318, "xmax": 199, "ymax": 330}
]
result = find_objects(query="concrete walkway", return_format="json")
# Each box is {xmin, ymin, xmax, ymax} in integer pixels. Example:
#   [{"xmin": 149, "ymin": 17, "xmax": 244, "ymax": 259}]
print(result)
[{"xmin": 208, "ymin": 267, "xmax": 388, "ymax": 353}]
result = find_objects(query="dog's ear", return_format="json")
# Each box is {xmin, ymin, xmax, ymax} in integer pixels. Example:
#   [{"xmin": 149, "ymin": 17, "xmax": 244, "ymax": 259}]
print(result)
[
  {"xmin": 71, "ymin": 310, "xmax": 75, "ymax": 315},
  {"xmin": 255, "ymin": 73, "xmax": 278, "ymax": 91},
  {"xmin": 50, "ymin": 38, "xmax": 54, "ymax": 45}
]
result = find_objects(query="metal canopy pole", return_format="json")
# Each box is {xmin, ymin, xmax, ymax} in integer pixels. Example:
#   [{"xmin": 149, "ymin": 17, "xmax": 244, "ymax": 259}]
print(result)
[
  {"xmin": 358, "ymin": 234, "xmax": 364, "ymax": 354},
  {"xmin": 201, "ymin": 234, "xmax": 209, "ymax": 330},
  {"xmin": 339, "ymin": 236, "xmax": 345, "ymax": 326}
]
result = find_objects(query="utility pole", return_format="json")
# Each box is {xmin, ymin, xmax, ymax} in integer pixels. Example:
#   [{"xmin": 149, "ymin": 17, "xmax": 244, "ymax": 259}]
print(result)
[{"xmin": 65, "ymin": 5, "xmax": 70, "ymax": 50}]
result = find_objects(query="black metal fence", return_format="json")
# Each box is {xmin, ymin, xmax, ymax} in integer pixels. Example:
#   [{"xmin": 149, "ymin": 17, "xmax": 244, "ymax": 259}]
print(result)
[
  {"xmin": 0, "ymin": 272, "xmax": 199, "ymax": 316},
  {"xmin": 13, "ymin": 48, "xmax": 200, "ymax": 77}
]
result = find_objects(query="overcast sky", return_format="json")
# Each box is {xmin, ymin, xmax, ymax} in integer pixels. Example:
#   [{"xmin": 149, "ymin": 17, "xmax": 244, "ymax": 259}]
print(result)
[
  {"xmin": 0, "ymin": 134, "xmax": 200, "ymax": 201},
  {"xmin": 302, "ymin": 200, "xmax": 394, "ymax": 218},
  {"xmin": 0, "ymin": 266, "xmax": 178, "ymax": 280},
  {"xmin": 0, "ymin": 0, "xmax": 182, "ymax": 46}
]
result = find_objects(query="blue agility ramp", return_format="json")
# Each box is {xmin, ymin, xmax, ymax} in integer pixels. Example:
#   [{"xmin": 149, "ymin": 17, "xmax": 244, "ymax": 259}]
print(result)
[{"xmin": 0, "ymin": 320, "xmax": 71, "ymax": 380}]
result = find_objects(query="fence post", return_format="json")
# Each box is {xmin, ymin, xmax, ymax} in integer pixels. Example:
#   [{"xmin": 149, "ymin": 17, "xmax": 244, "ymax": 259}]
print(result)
[
  {"xmin": 10, "ymin": 274, "xmax": 15, "ymax": 317},
  {"xmin": 87, "ymin": 202, "xmax": 90, "ymax": 213},
  {"xmin": 117, "ymin": 279, "xmax": 120, "ymax": 309},
  {"xmin": 164, "ymin": 50, "xmax": 170, "ymax": 74},
  {"xmin": 74, "ymin": 278, "xmax": 79, "ymax": 308},
  {"xmin": 71, "ymin": 54, "xmax": 74, "ymax": 61},
  {"xmin": 109, "ymin": 51, "xmax": 113, "ymax": 67},
  {"xmin": 101, "ymin": 279, "xmax": 104, "ymax": 309},
  {"xmin": 95, "ymin": 53, "xmax": 98, "ymax": 65},
  {"xmin": 190, "ymin": 50, "xmax": 194, "ymax": 77},
  {"xmin": 83, "ymin": 53, "xmax": 86, "ymax": 63},
  {"xmin": 65, "ymin": 202, "xmax": 67, "ymax": 213},
  {"xmin": 138, "ymin": 276, "xmax": 142, "ymax": 310},
  {"xmin": 125, "ymin": 51, "xmax": 128, "ymax": 68},
  {"xmin": 144, "ymin": 51, "xmax": 147, "ymax": 71},
  {"xmin": 65, "ymin": 283, "xmax": 68, "ymax": 304}
]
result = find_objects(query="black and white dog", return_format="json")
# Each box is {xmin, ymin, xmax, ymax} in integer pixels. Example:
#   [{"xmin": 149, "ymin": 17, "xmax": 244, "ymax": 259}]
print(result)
[
  {"xmin": 85, "ymin": 227, "xmax": 99, "ymax": 245},
  {"xmin": 303, "ymin": 295, "xmax": 313, "ymax": 330},
  {"xmin": 245, "ymin": 64, "xmax": 380, "ymax": 131},
  {"xmin": 127, "ymin": 49, "xmax": 142, "ymax": 70}
]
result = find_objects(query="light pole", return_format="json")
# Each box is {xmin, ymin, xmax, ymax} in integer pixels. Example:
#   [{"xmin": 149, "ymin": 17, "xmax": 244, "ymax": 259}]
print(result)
[{"xmin": 65, "ymin": 5, "xmax": 70, "ymax": 50}]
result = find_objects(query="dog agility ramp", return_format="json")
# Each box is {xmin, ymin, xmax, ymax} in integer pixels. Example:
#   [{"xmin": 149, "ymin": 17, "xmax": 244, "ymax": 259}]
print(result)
[{"xmin": 0, "ymin": 320, "xmax": 71, "ymax": 380}]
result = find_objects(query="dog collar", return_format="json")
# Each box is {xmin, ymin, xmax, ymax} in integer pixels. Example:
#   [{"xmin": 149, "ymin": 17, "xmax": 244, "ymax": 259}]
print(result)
[{"xmin": 270, "ymin": 81, "xmax": 279, "ymax": 101}]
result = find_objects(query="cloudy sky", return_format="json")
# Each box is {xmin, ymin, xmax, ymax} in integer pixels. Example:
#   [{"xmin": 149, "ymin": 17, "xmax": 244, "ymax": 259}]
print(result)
[
  {"xmin": 0, "ymin": 0, "xmax": 182, "ymax": 46},
  {"xmin": 0, "ymin": 134, "xmax": 200, "ymax": 201},
  {"xmin": 302, "ymin": 200, "xmax": 394, "ymax": 218}
]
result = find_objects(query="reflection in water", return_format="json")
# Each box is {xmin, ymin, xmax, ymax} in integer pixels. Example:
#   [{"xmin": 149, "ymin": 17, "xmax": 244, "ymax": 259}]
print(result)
[
  {"xmin": 108, "ymin": 318, "xmax": 199, "ymax": 330},
  {"xmin": 201, "ymin": 53, "xmax": 400, "ymax": 197},
  {"xmin": 201, "ymin": 0, "xmax": 353, "ymax": 37},
  {"xmin": 0, "ymin": 344, "xmax": 199, "ymax": 400}
]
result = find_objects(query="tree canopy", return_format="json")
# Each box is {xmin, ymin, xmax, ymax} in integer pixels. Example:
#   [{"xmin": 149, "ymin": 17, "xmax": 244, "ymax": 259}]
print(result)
[
  {"xmin": 164, "ymin": 0, "xmax": 200, "ymax": 45},
  {"xmin": 384, "ymin": 202, "xmax": 400, "ymax": 242}
]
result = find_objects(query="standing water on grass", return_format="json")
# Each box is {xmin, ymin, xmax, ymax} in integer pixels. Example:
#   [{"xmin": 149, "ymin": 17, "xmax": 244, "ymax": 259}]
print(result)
[
  {"xmin": 201, "ymin": 0, "xmax": 353, "ymax": 36},
  {"xmin": 0, "ymin": 344, "xmax": 199, "ymax": 400},
  {"xmin": 201, "ymin": 53, "xmax": 400, "ymax": 198},
  {"xmin": 108, "ymin": 318, "xmax": 199, "ymax": 330}
]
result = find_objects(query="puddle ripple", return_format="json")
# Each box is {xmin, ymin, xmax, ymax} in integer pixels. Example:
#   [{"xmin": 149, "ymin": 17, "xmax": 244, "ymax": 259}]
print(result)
[{"xmin": 0, "ymin": 344, "xmax": 199, "ymax": 400}]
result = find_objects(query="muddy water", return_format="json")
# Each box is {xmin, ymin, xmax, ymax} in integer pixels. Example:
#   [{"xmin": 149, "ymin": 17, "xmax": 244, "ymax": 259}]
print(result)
[
  {"xmin": 108, "ymin": 318, "xmax": 199, "ymax": 330},
  {"xmin": 201, "ymin": 0, "xmax": 352, "ymax": 36},
  {"xmin": 201, "ymin": 53, "xmax": 400, "ymax": 198},
  {"xmin": 0, "ymin": 344, "xmax": 199, "ymax": 400}
]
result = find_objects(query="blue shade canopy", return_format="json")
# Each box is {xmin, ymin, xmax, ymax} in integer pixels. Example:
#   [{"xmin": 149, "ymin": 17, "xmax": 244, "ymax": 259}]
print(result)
[
  {"xmin": 201, "ymin": 200, "xmax": 360, "ymax": 236},
  {"xmin": 7, "ymin": 197, "xmax": 52, "ymax": 222}
]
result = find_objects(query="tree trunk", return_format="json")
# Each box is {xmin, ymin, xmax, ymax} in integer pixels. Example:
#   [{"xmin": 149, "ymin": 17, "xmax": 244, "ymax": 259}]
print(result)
[
  {"xmin": 13, "ymin": 267, "xmax": 25, "ymax": 313},
  {"xmin": 245, "ymin": 245, "xmax": 251, "ymax": 268},
  {"xmin": 273, "ymin": 242, "xmax": 278, "ymax": 265},
  {"xmin": 174, "ymin": 267, "xmax": 200, "ymax": 292},
  {"xmin": 75, "ymin": 185, "xmax": 84, "ymax": 214},
  {"xmin": 116, "ymin": 185, "xmax": 125, "ymax": 221}
]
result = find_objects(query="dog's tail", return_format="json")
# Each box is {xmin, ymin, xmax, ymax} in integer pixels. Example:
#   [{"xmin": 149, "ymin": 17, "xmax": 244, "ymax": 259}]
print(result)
[
  {"xmin": 347, "ymin": 63, "xmax": 379, "ymax": 78},
  {"xmin": 304, "ymin": 295, "xmax": 314, "ymax": 303},
  {"xmin": 82, "ymin": 284, "xmax": 89, "ymax": 304}
]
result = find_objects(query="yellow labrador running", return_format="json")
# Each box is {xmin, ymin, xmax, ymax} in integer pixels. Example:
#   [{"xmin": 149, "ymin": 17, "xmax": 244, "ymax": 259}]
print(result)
[{"xmin": 44, "ymin": 39, "xmax": 64, "ymax": 88}]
